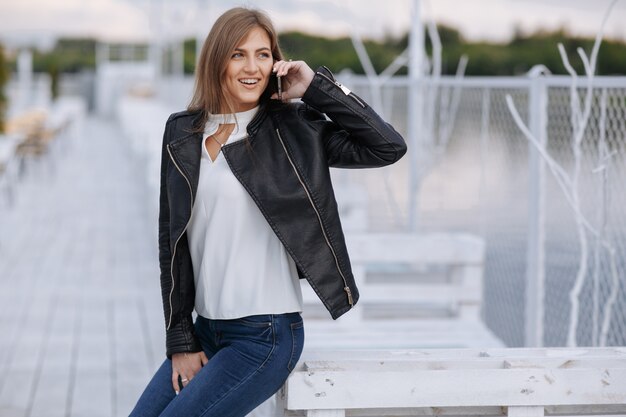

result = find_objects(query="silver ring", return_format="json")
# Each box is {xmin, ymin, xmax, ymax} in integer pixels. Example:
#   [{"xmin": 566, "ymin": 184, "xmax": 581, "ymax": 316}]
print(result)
[{"xmin": 181, "ymin": 378, "xmax": 189, "ymax": 383}]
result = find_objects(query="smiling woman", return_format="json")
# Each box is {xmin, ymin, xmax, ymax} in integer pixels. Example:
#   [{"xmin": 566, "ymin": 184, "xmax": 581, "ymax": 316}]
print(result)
[{"xmin": 129, "ymin": 6, "xmax": 406, "ymax": 417}]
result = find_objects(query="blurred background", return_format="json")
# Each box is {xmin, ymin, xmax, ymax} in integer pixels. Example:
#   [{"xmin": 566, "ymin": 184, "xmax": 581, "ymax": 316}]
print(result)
[{"xmin": 0, "ymin": 0, "xmax": 625, "ymax": 416}]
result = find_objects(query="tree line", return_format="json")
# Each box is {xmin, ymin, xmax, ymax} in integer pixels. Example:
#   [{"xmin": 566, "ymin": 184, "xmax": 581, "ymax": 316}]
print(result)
[{"xmin": 13, "ymin": 25, "xmax": 626, "ymax": 77}]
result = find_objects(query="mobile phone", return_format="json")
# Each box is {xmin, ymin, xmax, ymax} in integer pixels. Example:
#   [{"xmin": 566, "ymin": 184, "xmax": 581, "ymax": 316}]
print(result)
[{"xmin": 277, "ymin": 74, "xmax": 282, "ymax": 100}]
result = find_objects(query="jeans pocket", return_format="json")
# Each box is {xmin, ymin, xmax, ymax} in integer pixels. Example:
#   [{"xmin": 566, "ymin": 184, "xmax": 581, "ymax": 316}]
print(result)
[
  {"xmin": 287, "ymin": 320, "xmax": 304, "ymax": 372},
  {"xmin": 236, "ymin": 315, "xmax": 273, "ymax": 328}
]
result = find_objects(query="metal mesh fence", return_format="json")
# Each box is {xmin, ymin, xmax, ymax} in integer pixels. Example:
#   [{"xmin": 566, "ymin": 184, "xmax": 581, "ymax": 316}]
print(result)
[
  {"xmin": 542, "ymin": 85, "xmax": 626, "ymax": 347},
  {"xmin": 336, "ymin": 74, "xmax": 626, "ymax": 348}
]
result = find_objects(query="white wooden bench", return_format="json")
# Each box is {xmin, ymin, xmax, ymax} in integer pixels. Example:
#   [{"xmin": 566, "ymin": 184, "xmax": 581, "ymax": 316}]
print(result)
[
  {"xmin": 279, "ymin": 347, "xmax": 626, "ymax": 417},
  {"xmin": 301, "ymin": 232, "xmax": 503, "ymax": 349}
]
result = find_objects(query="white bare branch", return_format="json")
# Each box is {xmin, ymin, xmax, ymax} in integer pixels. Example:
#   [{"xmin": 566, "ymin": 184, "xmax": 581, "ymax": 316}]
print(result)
[
  {"xmin": 380, "ymin": 49, "xmax": 408, "ymax": 82},
  {"xmin": 504, "ymin": 95, "xmax": 598, "ymax": 236},
  {"xmin": 350, "ymin": 32, "xmax": 384, "ymax": 118},
  {"xmin": 565, "ymin": 0, "xmax": 620, "ymax": 347}
]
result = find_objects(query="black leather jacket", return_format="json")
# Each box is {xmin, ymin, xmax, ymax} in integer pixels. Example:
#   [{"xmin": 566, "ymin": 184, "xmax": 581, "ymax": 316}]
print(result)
[{"xmin": 159, "ymin": 66, "xmax": 407, "ymax": 357}]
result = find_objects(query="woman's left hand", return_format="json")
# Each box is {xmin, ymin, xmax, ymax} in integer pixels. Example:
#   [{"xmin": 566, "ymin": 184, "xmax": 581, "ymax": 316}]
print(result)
[{"xmin": 272, "ymin": 60, "xmax": 315, "ymax": 101}]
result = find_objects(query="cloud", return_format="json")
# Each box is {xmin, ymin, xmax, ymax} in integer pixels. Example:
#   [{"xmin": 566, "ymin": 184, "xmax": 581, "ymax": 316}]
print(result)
[
  {"xmin": 0, "ymin": 0, "xmax": 150, "ymax": 44},
  {"xmin": 426, "ymin": 0, "xmax": 626, "ymax": 41},
  {"xmin": 1, "ymin": 0, "xmax": 625, "ymax": 47}
]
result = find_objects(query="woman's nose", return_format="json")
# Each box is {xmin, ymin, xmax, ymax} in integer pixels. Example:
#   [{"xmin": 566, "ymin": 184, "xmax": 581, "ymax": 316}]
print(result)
[{"xmin": 243, "ymin": 58, "xmax": 259, "ymax": 73}]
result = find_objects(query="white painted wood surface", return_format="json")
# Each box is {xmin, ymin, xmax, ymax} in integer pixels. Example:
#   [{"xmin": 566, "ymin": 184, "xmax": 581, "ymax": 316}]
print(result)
[
  {"xmin": 306, "ymin": 410, "xmax": 345, "ymax": 417},
  {"xmin": 283, "ymin": 348, "xmax": 626, "ymax": 416},
  {"xmin": 507, "ymin": 406, "xmax": 545, "ymax": 417}
]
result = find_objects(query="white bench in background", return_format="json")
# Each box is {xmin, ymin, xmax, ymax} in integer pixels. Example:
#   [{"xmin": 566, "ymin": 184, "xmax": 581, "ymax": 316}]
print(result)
[
  {"xmin": 301, "ymin": 232, "xmax": 503, "ymax": 349},
  {"xmin": 280, "ymin": 347, "xmax": 626, "ymax": 417}
]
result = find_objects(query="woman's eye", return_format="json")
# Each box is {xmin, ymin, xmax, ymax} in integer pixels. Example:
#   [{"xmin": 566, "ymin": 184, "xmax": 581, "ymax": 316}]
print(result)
[
  {"xmin": 232, "ymin": 53, "xmax": 243, "ymax": 59},
  {"xmin": 259, "ymin": 52, "xmax": 270, "ymax": 59}
]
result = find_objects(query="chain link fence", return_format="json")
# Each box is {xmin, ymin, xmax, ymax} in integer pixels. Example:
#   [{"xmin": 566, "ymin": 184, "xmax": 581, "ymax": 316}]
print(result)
[{"xmin": 336, "ymin": 73, "xmax": 626, "ymax": 348}]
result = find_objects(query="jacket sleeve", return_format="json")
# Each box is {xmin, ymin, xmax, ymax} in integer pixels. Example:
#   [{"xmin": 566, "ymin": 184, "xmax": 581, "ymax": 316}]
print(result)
[
  {"xmin": 158, "ymin": 118, "xmax": 202, "ymax": 359},
  {"xmin": 300, "ymin": 66, "xmax": 407, "ymax": 168}
]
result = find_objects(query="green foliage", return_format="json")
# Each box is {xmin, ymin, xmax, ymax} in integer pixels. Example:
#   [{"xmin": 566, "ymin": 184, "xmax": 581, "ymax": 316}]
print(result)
[
  {"xmin": 276, "ymin": 31, "xmax": 407, "ymax": 75},
  {"xmin": 278, "ymin": 28, "xmax": 625, "ymax": 77},
  {"xmin": 33, "ymin": 38, "xmax": 96, "ymax": 73},
  {"xmin": 278, "ymin": 32, "xmax": 360, "ymax": 73},
  {"xmin": 30, "ymin": 38, "xmax": 96, "ymax": 100},
  {"xmin": 440, "ymin": 28, "xmax": 626, "ymax": 76},
  {"xmin": 0, "ymin": 43, "xmax": 8, "ymax": 133},
  {"xmin": 184, "ymin": 39, "xmax": 197, "ymax": 75}
]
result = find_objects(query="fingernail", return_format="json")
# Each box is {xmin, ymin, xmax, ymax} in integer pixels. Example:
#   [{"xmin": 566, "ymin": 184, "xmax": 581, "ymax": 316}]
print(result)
[{"xmin": 175, "ymin": 390, "xmax": 179, "ymax": 396}]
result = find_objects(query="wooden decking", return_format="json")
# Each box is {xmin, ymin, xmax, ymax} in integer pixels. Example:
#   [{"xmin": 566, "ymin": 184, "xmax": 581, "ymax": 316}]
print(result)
[{"xmin": 0, "ymin": 116, "xmax": 165, "ymax": 417}]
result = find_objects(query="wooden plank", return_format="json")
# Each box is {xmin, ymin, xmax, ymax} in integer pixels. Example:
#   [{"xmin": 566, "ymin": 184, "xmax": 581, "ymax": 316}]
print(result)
[
  {"xmin": 303, "ymin": 332, "xmax": 504, "ymax": 349},
  {"xmin": 70, "ymin": 371, "xmax": 112, "ymax": 417},
  {"xmin": 284, "ymin": 404, "xmax": 626, "ymax": 416},
  {"xmin": 27, "ymin": 299, "xmax": 80, "ymax": 417},
  {"xmin": 304, "ymin": 319, "xmax": 495, "ymax": 331},
  {"xmin": 28, "ymin": 370, "xmax": 71, "ymax": 417},
  {"xmin": 300, "ymin": 357, "xmax": 626, "ymax": 372},
  {"xmin": 0, "ymin": 371, "xmax": 35, "ymax": 417},
  {"xmin": 286, "ymin": 368, "xmax": 626, "ymax": 410},
  {"xmin": 113, "ymin": 298, "xmax": 154, "ymax": 416},
  {"xmin": 359, "ymin": 283, "xmax": 482, "ymax": 304},
  {"xmin": 507, "ymin": 406, "xmax": 544, "ymax": 417},
  {"xmin": 306, "ymin": 410, "xmax": 345, "ymax": 417},
  {"xmin": 345, "ymin": 233, "xmax": 485, "ymax": 264},
  {"xmin": 301, "ymin": 283, "xmax": 482, "ymax": 306},
  {"xmin": 296, "ymin": 348, "xmax": 626, "ymax": 362}
]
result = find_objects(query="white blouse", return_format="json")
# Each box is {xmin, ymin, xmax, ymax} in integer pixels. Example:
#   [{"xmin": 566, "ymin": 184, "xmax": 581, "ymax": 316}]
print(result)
[{"xmin": 186, "ymin": 106, "xmax": 303, "ymax": 319}]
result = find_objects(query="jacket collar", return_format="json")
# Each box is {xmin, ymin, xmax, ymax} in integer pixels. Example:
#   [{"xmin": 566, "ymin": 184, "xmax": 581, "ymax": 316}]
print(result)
[
  {"xmin": 171, "ymin": 101, "xmax": 272, "ymax": 144},
  {"xmin": 166, "ymin": 101, "xmax": 274, "ymax": 198}
]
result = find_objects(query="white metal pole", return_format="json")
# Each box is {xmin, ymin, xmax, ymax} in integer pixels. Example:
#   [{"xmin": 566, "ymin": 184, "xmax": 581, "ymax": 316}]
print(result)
[
  {"xmin": 525, "ymin": 73, "xmax": 547, "ymax": 347},
  {"xmin": 407, "ymin": 0, "xmax": 425, "ymax": 231},
  {"xmin": 174, "ymin": 39, "xmax": 185, "ymax": 78},
  {"xmin": 17, "ymin": 49, "xmax": 33, "ymax": 112},
  {"xmin": 148, "ymin": 0, "xmax": 163, "ymax": 81},
  {"xmin": 196, "ymin": 0, "xmax": 212, "ymax": 66}
]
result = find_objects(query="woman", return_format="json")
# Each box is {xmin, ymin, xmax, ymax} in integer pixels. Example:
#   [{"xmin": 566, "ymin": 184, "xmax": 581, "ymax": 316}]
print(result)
[{"xmin": 130, "ymin": 6, "xmax": 406, "ymax": 417}]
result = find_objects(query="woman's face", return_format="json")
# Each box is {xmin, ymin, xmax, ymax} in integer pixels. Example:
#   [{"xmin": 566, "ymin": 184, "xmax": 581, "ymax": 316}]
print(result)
[{"xmin": 223, "ymin": 26, "xmax": 273, "ymax": 113}]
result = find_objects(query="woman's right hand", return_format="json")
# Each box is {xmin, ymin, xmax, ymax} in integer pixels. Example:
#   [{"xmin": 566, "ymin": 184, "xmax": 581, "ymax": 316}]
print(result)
[
  {"xmin": 171, "ymin": 351, "xmax": 209, "ymax": 394},
  {"xmin": 272, "ymin": 60, "xmax": 315, "ymax": 101}
]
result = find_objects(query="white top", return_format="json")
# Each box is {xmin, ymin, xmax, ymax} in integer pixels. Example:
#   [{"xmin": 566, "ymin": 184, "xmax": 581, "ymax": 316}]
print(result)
[{"xmin": 187, "ymin": 106, "xmax": 303, "ymax": 319}]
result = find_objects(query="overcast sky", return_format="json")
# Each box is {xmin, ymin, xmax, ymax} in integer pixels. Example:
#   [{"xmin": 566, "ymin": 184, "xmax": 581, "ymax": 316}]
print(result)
[{"xmin": 1, "ymin": 0, "xmax": 625, "ymax": 48}]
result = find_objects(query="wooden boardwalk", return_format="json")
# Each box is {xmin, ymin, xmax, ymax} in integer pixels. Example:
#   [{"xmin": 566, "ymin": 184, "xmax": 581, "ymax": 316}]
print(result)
[{"xmin": 0, "ymin": 117, "xmax": 165, "ymax": 417}]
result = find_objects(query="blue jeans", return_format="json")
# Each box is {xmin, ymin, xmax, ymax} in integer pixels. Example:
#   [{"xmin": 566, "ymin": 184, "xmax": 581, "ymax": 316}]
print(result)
[{"xmin": 129, "ymin": 312, "xmax": 304, "ymax": 417}]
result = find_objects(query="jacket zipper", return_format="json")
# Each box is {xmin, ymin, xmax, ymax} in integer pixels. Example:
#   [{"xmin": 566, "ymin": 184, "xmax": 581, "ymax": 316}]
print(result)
[
  {"xmin": 165, "ymin": 144, "xmax": 194, "ymax": 330},
  {"xmin": 275, "ymin": 128, "xmax": 354, "ymax": 307},
  {"xmin": 316, "ymin": 70, "xmax": 365, "ymax": 108}
]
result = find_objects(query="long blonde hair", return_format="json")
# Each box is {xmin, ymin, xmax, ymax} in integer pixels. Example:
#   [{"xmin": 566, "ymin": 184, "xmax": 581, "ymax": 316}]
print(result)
[{"xmin": 188, "ymin": 7, "xmax": 284, "ymax": 127}]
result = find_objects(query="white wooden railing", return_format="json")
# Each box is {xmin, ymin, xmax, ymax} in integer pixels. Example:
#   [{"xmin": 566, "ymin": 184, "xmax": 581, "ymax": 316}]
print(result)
[{"xmin": 278, "ymin": 347, "xmax": 626, "ymax": 417}]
